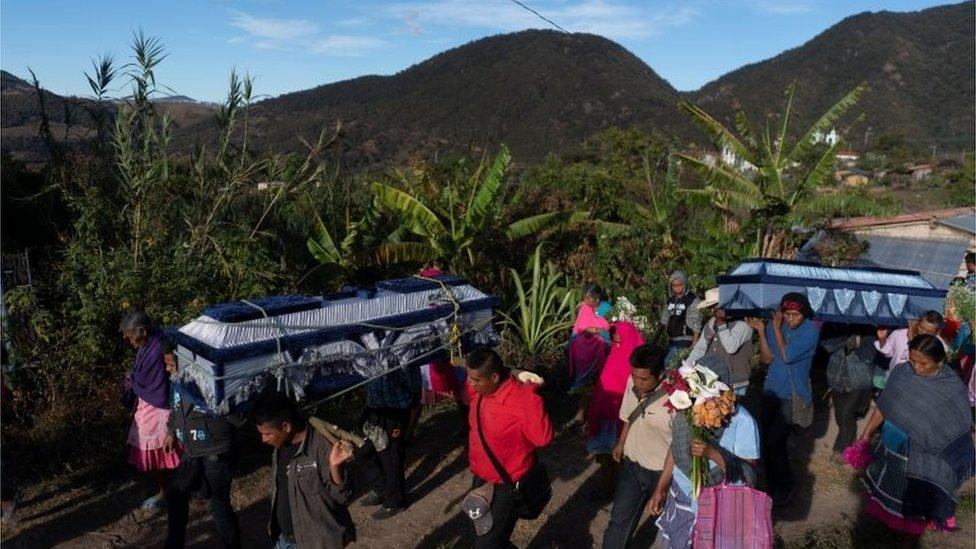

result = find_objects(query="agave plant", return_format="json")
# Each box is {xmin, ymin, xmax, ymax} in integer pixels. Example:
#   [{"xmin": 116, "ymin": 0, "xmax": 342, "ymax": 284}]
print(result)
[
  {"xmin": 499, "ymin": 243, "xmax": 579, "ymax": 360},
  {"xmin": 368, "ymin": 144, "xmax": 589, "ymax": 270},
  {"xmin": 677, "ymin": 83, "xmax": 887, "ymax": 257}
]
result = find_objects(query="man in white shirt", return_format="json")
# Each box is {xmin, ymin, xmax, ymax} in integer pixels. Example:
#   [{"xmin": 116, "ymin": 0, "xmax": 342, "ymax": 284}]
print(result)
[{"xmin": 686, "ymin": 288, "xmax": 754, "ymax": 395}]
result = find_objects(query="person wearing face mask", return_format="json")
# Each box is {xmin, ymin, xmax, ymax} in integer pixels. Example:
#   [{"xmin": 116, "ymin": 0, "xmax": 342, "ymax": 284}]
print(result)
[
  {"xmin": 746, "ymin": 293, "xmax": 820, "ymax": 507},
  {"xmin": 856, "ymin": 335, "xmax": 974, "ymax": 549},
  {"xmin": 874, "ymin": 310, "xmax": 947, "ymax": 391}
]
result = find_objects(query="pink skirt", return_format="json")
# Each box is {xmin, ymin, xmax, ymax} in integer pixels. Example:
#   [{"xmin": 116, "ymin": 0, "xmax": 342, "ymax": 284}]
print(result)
[
  {"xmin": 865, "ymin": 497, "xmax": 957, "ymax": 535},
  {"xmin": 127, "ymin": 398, "xmax": 181, "ymax": 472}
]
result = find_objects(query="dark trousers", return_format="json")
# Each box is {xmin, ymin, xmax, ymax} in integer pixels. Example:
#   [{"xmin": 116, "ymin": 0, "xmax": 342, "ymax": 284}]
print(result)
[
  {"xmin": 602, "ymin": 459, "xmax": 661, "ymax": 549},
  {"xmin": 831, "ymin": 389, "xmax": 871, "ymax": 453},
  {"xmin": 760, "ymin": 394, "xmax": 794, "ymax": 498},
  {"xmin": 165, "ymin": 455, "xmax": 241, "ymax": 549},
  {"xmin": 366, "ymin": 407, "xmax": 410, "ymax": 508},
  {"xmin": 474, "ymin": 483, "xmax": 519, "ymax": 549}
]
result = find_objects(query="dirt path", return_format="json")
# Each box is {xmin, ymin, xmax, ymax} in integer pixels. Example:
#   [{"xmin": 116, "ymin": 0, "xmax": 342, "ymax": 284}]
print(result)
[{"xmin": 2, "ymin": 392, "xmax": 973, "ymax": 548}]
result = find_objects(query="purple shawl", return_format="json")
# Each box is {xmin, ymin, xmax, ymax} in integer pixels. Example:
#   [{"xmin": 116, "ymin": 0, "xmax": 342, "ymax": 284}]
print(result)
[{"xmin": 130, "ymin": 332, "xmax": 170, "ymax": 409}]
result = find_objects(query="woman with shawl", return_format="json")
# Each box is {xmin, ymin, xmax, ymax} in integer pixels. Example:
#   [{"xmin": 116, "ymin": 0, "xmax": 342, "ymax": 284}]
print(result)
[
  {"xmin": 568, "ymin": 284, "xmax": 611, "ymax": 424},
  {"xmin": 121, "ymin": 311, "xmax": 181, "ymax": 509},
  {"xmin": 856, "ymin": 334, "xmax": 974, "ymax": 548},
  {"xmin": 586, "ymin": 321, "xmax": 645, "ymax": 497},
  {"xmin": 649, "ymin": 357, "xmax": 761, "ymax": 548}
]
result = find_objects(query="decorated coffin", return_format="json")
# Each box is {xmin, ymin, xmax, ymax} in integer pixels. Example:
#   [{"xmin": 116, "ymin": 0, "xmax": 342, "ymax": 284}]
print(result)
[
  {"xmin": 716, "ymin": 259, "xmax": 946, "ymax": 326},
  {"xmin": 169, "ymin": 275, "xmax": 500, "ymax": 414}
]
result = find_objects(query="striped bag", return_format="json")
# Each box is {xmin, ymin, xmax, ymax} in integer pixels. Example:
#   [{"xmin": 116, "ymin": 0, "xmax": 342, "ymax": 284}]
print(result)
[{"xmin": 693, "ymin": 484, "xmax": 773, "ymax": 549}]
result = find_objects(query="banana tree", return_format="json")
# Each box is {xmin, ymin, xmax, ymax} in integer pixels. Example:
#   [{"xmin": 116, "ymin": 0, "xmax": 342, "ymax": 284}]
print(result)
[
  {"xmin": 676, "ymin": 83, "xmax": 886, "ymax": 257},
  {"xmin": 617, "ymin": 152, "xmax": 681, "ymax": 246},
  {"xmin": 369, "ymin": 144, "xmax": 589, "ymax": 269}
]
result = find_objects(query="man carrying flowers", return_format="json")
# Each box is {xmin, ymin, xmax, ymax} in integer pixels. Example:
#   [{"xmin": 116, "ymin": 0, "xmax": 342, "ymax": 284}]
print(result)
[{"xmin": 648, "ymin": 358, "xmax": 760, "ymax": 548}]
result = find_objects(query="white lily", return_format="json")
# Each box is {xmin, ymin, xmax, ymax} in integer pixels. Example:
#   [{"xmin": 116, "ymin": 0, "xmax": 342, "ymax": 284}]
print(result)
[
  {"xmin": 697, "ymin": 384, "xmax": 721, "ymax": 399},
  {"xmin": 678, "ymin": 362, "xmax": 696, "ymax": 378},
  {"xmin": 694, "ymin": 365, "xmax": 719, "ymax": 385},
  {"xmin": 669, "ymin": 390, "xmax": 693, "ymax": 410}
]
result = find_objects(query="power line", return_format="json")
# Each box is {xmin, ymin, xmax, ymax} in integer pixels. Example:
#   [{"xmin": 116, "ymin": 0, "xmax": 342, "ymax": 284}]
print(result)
[{"xmin": 504, "ymin": 0, "xmax": 571, "ymax": 34}]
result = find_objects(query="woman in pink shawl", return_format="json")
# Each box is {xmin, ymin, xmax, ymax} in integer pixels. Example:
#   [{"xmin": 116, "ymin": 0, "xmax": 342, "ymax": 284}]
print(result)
[
  {"xmin": 587, "ymin": 321, "xmax": 645, "ymax": 496},
  {"xmin": 568, "ymin": 284, "xmax": 612, "ymax": 424}
]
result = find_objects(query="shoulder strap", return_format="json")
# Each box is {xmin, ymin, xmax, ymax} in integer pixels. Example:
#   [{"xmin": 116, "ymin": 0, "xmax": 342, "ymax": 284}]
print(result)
[
  {"xmin": 476, "ymin": 395, "xmax": 515, "ymax": 486},
  {"xmin": 625, "ymin": 387, "xmax": 663, "ymax": 424}
]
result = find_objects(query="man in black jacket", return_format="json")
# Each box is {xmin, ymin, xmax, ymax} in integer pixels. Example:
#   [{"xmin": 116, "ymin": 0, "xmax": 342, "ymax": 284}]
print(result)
[
  {"xmin": 254, "ymin": 392, "xmax": 355, "ymax": 549},
  {"xmin": 162, "ymin": 342, "xmax": 243, "ymax": 549}
]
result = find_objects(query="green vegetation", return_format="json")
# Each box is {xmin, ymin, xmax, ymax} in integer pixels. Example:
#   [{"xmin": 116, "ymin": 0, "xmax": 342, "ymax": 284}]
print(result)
[
  {"xmin": 678, "ymin": 83, "xmax": 887, "ymax": 258},
  {"xmin": 0, "ymin": 34, "xmax": 936, "ymax": 481}
]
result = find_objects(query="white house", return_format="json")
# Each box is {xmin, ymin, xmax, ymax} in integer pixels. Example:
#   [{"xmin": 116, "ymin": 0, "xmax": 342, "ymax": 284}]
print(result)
[
  {"xmin": 720, "ymin": 145, "xmax": 756, "ymax": 172},
  {"xmin": 813, "ymin": 127, "xmax": 840, "ymax": 146}
]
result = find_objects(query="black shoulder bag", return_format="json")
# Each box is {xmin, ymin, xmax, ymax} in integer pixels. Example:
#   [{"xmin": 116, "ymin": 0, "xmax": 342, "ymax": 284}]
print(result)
[{"xmin": 476, "ymin": 395, "xmax": 552, "ymax": 520}]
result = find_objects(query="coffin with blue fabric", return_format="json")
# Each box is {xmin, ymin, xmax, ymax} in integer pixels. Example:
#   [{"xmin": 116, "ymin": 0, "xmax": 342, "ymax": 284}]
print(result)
[
  {"xmin": 717, "ymin": 259, "xmax": 946, "ymax": 326},
  {"xmin": 168, "ymin": 275, "xmax": 500, "ymax": 414}
]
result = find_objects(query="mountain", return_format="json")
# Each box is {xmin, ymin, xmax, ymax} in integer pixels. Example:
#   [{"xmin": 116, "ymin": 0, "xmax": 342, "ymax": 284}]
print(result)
[
  {"xmin": 220, "ymin": 30, "xmax": 687, "ymax": 166},
  {"xmin": 4, "ymin": 2, "xmax": 974, "ymax": 167},
  {"xmin": 692, "ymin": 1, "xmax": 975, "ymax": 151},
  {"xmin": 1, "ymin": 71, "xmax": 217, "ymax": 166}
]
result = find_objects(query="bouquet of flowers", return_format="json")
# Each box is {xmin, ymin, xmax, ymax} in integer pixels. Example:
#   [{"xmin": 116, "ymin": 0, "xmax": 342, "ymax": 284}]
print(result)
[
  {"xmin": 609, "ymin": 296, "xmax": 650, "ymax": 332},
  {"xmin": 662, "ymin": 362, "xmax": 737, "ymax": 499}
]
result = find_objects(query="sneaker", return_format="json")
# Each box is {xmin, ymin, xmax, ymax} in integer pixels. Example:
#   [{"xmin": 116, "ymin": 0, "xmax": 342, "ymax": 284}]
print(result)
[
  {"xmin": 372, "ymin": 504, "xmax": 404, "ymax": 520},
  {"xmin": 360, "ymin": 491, "xmax": 385, "ymax": 507}
]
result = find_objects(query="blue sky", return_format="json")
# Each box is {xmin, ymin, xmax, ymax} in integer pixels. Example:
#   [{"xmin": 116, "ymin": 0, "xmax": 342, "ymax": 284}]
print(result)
[{"xmin": 1, "ymin": 0, "xmax": 953, "ymax": 102}]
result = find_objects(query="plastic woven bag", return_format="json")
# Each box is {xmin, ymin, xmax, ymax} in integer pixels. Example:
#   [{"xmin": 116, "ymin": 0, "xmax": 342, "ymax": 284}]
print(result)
[{"xmin": 693, "ymin": 483, "xmax": 773, "ymax": 549}]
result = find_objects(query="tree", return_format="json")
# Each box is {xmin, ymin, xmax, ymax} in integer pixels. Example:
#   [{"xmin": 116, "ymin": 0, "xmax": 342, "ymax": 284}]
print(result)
[
  {"xmin": 366, "ymin": 144, "xmax": 589, "ymax": 270},
  {"xmin": 677, "ymin": 84, "xmax": 886, "ymax": 258}
]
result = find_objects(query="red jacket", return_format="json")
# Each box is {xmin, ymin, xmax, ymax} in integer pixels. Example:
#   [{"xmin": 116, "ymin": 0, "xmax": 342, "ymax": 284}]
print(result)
[{"xmin": 467, "ymin": 377, "xmax": 553, "ymax": 484}]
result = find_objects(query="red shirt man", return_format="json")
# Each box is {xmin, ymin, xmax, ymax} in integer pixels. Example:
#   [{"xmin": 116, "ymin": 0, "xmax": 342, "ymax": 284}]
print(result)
[{"xmin": 464, "ymin": 348, "xmax": 552, "ymax": 547}]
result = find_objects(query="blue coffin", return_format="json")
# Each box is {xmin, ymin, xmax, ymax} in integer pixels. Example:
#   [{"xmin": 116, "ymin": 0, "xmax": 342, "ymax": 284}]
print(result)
[
  {"xmin": 716, "ymin": 259, "xmax": 946, "ymax": 327},
  {"xmin": 168, "ymin": 274, "xmax": 499, "ymax": 414}
]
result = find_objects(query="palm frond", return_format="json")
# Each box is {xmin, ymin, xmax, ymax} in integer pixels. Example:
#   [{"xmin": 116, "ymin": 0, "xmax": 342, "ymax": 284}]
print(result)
[
  {"xmin": 787, "ymin": 83, "xmax": 866, "ymax": 164},
  {"xmin": 371, "ymin": 182, "xmax": 447, "ymax": 239},
  {"xmin": 505, "ymin": 210, "xmax": 590, "ymax": 240},
  {"xmin": 800, "ymin": 140, "xmax": 842, "ymax": 192},
  {"xmin": 678, "ymin": 102, "xmax": 756, "ymax": 165},
  {"xmin": 367, "ymin": 242, "xmax": 439, "ymax": 266},
  {"xmin": 464, "ymin": 144, "xmax": 510, "ymax": 233},
  {"xmin": 793, "ymin": 189, "xmax": 888, "ymax": 223},
  {"xmin": 675, "ymin": 153, "xmax": 762, "ymax": 208}
]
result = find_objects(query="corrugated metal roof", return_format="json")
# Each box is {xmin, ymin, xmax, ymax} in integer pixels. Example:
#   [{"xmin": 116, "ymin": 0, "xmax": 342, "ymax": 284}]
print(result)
[
  {"xmin": 937, "ymin": 213, "xmax": 976, "ymax": 236},
  {"xmin": 858, "ymin": 235, "xmax": 969, "ymax": 289}
]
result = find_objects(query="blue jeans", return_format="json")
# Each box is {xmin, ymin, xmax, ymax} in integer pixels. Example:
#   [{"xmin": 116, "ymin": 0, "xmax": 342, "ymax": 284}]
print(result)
[
  {"xmin": 274, "ymin": 535, "xmax": 298, "ymax": 549},
  {"xmin": 602, "ymin": 459, "xmax": 661, "ymax": 549}
]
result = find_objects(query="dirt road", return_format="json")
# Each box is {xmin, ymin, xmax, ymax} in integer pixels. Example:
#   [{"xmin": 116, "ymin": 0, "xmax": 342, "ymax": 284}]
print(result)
[{"xmin": 2, "ymin": 390, "xmax": 973, "ymax": 548}]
